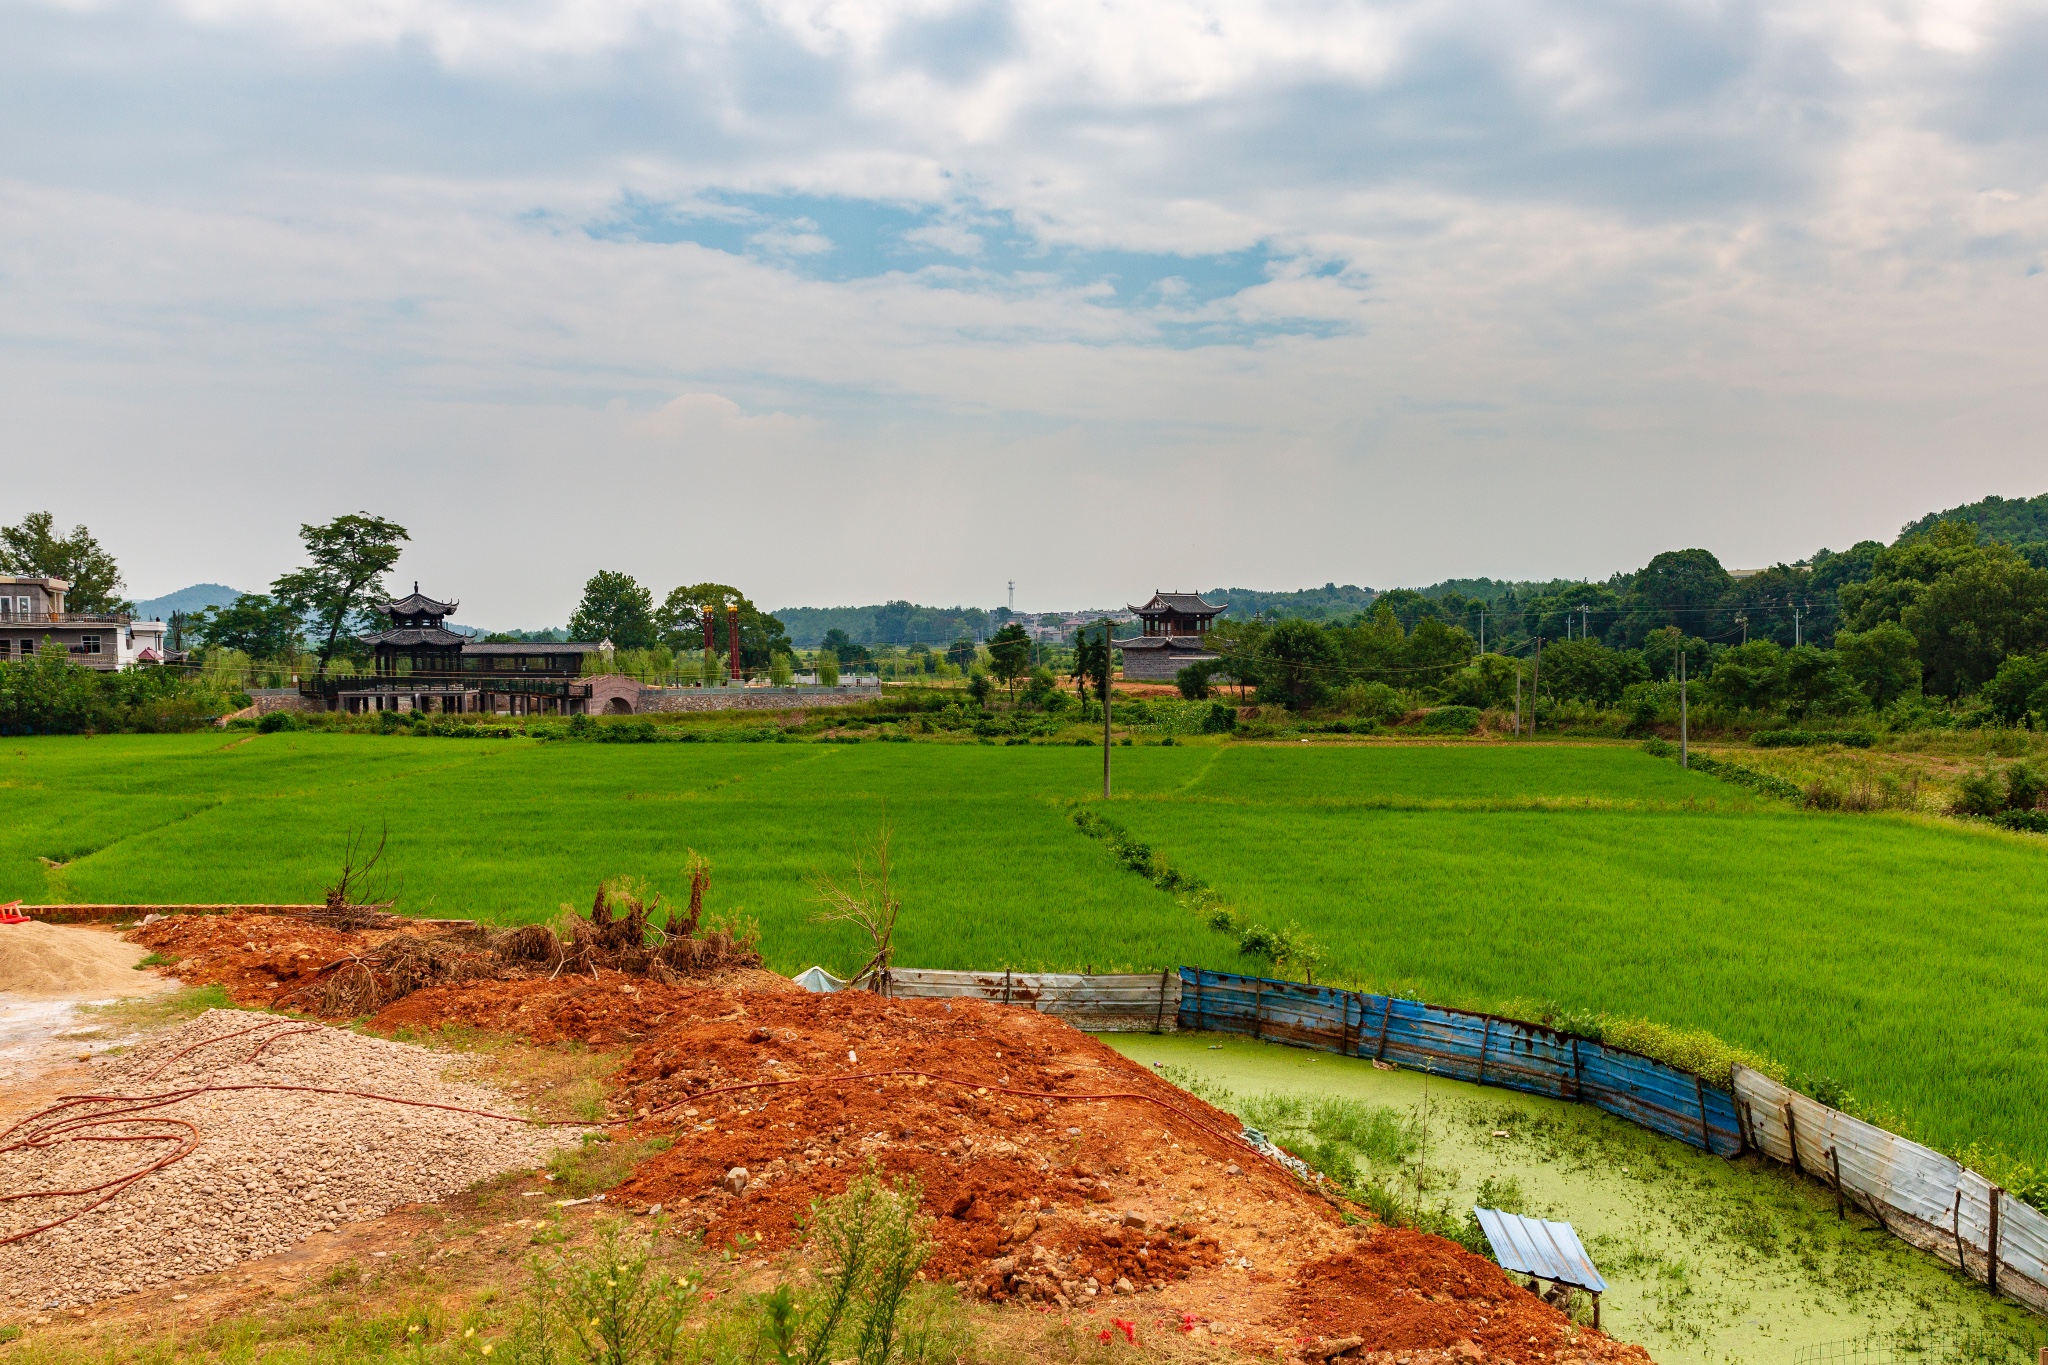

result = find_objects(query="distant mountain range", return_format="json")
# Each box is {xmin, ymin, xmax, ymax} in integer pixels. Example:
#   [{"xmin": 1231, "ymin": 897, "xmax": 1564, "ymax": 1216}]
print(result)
[
  {"xmin": 130, "ymin": 583, "xmax": 501, "ymax": 636},
  {"xmin": 131, "ymin": 583, "xmax": 247, "ymax": 620}
]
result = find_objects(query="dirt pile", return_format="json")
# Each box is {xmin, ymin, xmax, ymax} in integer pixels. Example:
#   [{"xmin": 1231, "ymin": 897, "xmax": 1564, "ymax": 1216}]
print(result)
[
  {"xmin": 0, "ymin": 922, "xmax": 169, "ymax": 1000},
  {"xmin": 1285, "ymin": 1232, "xmax": 1642, "ymax": 1363},
  {"xmin": 0, "ymin": 1008, "xmax": 570, "ymax": 1310},
  {"xmin": 369, "ymin": 976, "xmax": 1647, "ymax": 1363},
  {"xmin": 128, "ymin": 908, "xmax": 769, "ymax": 1016}
]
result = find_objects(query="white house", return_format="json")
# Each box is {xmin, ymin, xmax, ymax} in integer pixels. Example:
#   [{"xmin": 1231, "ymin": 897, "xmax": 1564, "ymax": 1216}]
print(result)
[{"xmin": 0, "ymin": 575, "xmax": 169, "ymax": 671}]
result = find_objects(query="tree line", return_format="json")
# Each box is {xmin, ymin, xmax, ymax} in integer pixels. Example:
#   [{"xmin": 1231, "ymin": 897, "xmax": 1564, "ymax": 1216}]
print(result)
[{"xmin": 1162, "ymin": 513, "xmax": 2048, "ymax": 728}]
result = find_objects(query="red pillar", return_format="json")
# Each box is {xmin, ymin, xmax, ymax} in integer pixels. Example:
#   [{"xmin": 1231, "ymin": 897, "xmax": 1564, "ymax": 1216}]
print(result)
[
  {"xmin": 703, "ymin": 601, "xmax": 718, "ymax": 682},
  {"xmin": 727, "ymin": 604, "xmax": 742, "ymax": 682}
]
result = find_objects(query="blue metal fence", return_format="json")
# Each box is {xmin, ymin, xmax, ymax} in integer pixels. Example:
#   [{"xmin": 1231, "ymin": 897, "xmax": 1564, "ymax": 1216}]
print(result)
[{"xmin": 1177, "ymin": 967, "xmax": 1744, "ymax": 1157}]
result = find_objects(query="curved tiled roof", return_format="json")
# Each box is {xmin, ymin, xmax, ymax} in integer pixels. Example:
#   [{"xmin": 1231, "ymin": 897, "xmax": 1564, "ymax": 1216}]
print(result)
[
  {"xmin": 362, "ymin": 627, "xmax": 472, "ymax": 647},
  {"xmin": 382, "ymin": 589, "xmax": 459, "ymax": 616},
  {"xmin": 1130, "ymin": 592, "xmax": 1223, "ymax": 616}
]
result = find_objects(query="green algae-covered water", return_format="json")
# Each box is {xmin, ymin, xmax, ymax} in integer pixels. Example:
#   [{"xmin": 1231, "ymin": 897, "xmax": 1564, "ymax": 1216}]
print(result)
[{"xmin": 1102, "ymin": 1033, "xmax": 2043, "ymax": 1365}]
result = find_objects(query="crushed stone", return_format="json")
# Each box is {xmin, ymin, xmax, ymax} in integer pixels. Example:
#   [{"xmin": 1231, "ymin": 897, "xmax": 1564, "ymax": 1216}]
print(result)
[{"xmin": 0, "ymin": 1009, "xmax": 573, "ymax": 1310}]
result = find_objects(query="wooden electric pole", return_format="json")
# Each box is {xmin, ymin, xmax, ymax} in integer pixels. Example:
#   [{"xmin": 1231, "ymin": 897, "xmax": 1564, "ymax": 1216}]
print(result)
[
  {"xmin": 1679, "ymin": 650, "xmax": 1689, "ymax": 769},
  {"xmin": 1100, "ymin": 619, "xmax": 1113, "ymax": 798}
]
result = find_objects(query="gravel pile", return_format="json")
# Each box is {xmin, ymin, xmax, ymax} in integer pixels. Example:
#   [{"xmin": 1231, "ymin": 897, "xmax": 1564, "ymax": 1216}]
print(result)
[{"xmin": 0, "ymin": 1010, "xmax": 575, "ymax": 1310}]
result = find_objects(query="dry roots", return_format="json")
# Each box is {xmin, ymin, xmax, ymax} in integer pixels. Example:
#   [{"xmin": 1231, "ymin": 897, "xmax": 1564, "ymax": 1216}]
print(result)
[{"xmin": 280, "ymin": 877, "xmax": 761, "ymax": 1018}]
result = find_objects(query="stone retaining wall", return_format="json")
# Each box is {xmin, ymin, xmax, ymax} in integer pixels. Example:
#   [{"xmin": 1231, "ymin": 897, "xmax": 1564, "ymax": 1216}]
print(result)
[{"xmin": 584, "ymin": 674, "xmax": 882, "ymax": 715}]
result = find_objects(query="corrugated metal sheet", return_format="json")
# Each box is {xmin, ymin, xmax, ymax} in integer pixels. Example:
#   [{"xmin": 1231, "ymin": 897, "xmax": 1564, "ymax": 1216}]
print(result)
[
  {"xmin": 1734, "ymin": 1065, "xmax": 2048, "ymax": 1315},
  {"xmin": 876, "ymin": 968, "xmax": 1181, "ymax": 1033},
  {"xmin": 1177, "ymin": 968, "xmax": 1743, "ymax": 1156},
  {"xmin": 1473, "ymin": 1209, "xmax": 1607, "ymax": 1292}
]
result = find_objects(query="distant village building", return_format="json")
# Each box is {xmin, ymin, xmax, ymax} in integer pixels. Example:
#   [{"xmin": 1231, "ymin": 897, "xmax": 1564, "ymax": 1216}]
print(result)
[
  {"xmin": 0, "ymin": 575, "xmax": 168, "ymax": 670},
  {"xmin": 1115, "ymin": 591, "xmax": 1224, "ymax": 681},
  {"xmin": 308, "ymin": 586, "xmax": 604, "ymax": 715}
]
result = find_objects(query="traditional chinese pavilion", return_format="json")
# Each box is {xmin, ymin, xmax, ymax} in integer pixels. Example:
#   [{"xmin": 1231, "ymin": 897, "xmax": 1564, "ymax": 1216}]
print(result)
[
  {"xmin": 306, "ymin": 584, "xmax": 603, "ymax": 715},
  {"xmin": 1116, "ymin": 591, "xmax": 1225, "ymax": 680}
]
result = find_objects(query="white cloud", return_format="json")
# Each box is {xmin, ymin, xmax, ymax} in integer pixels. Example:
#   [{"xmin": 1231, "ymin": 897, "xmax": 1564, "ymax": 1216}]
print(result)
[{"xmin": 2, "ymin": 0, "xmax": 2046, "ymax": 618}]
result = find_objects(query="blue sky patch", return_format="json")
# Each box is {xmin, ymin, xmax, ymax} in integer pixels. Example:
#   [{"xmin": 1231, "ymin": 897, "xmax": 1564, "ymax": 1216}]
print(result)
[{"xmin": 587, "ymin": 192, "xmax": 1349, "ymax": 342}]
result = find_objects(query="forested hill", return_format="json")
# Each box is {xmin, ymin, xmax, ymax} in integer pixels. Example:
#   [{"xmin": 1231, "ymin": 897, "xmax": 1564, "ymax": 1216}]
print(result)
[
  {"xmin": 772, "ymin": 602, "xmax": 996, "ymax": 648},
  {"xmin": 1209, "ymin": 584, "xmax": 1377, "ymax": 621},
  {"xmin": 1898, "ymin": 493, "xmax": 2048, "ymax": 549}
]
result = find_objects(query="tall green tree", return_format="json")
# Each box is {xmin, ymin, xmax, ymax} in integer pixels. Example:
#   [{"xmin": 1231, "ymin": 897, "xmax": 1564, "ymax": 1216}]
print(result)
[
  {"xmin": 1705, "ymin": 641, "xmax": 1786, "ymax": 711},
  {"xmin": 653, "ymin": 583, "xmax": 792, "ymax": 669},
  {"xmin": 1982, "ymin": 653, "xmax": 2048, "ymax": 725},
  {"xmin": 985, "ymin": 623, "xmax": 1033, "ymax": 703},
  {"xmin": 191, "ymin": 594, "xmax": 305, "ymax": 662},
  {"xmin": 269, "ymin": 513, "xmax": 409, "ymax": 667},
  {"xmin": 569, "ymin": 571, "xmax": 657, "ymax": 649},
  {"xmin": 1900, "ymin": 547, "xmax": 2048, "ymax": 696},
  {"xmin": 1833, "ymin": 622, "xmax": 1921, "ymax": 709},
  {"xmin": 1256, "ymin": 618, "xmax": 1341, "ymax": 710},
  {"xmin": 1532, "ymin": 639, "xmax": 1646, "ymax": 705},
  {"xmin": 818, "ymin": 628, "xmax": 872, "ymax": 670},
  {"xmin": 1618, "ymin": 549, "xmax": 1732, "ymax": 645},
  {"xmin": 0, "ymin": 511, "xmax": 131, "ymax": 614}
]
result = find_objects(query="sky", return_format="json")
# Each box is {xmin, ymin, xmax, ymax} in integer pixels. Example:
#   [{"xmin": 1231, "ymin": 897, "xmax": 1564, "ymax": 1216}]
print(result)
[{"xmin": 3, "ymin": 0, "xmax": 2045, "ymax": 624}]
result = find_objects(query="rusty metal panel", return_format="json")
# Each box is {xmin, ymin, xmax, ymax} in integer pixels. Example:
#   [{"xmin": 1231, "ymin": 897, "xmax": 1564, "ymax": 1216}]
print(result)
[
  {"xmin": 1734, "ymin": 1065, "xmax": 2048, "ymax": 1315},
  {"xmin": 881, "ymin": 968, "xmax": 1180, "ymax": 1032}
]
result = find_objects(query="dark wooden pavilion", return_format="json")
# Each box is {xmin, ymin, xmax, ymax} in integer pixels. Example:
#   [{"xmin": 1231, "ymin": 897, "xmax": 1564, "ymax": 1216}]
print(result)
[
  {"xmin": 307, "ymin": 584, "xmax": 603, "ymax": 715},
  {"xmin": 1117, "ymin": 591, "xmax": 1225, "ymax": 680}
]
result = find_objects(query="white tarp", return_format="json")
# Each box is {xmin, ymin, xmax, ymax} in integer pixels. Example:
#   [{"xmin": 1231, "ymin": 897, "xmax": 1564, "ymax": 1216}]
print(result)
[
  {"xmin": 792, "ymin": 966, "xmax": 850, "ymax": 993},
  {"xmin": 1734, "ymin": 1065, "xmax": 2048, "ymax": 1315}
]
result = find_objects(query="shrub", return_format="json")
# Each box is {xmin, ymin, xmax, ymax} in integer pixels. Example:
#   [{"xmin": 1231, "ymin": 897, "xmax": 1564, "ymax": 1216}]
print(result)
[
  {"xmin": 1337, "ymin": 681, "xmax": 1404, "ymax": 725},
  {"xmin": 1953, "ymin": 768, "xmax": 2006, "ymax": 817},
  {"xmin": 1202, "ymin": 701, "xmax": 1238, "ymax": 734},
  {"xmin": 767, "ymin": 1164, "xmax": 934, "ymax": 1365},
  {"xmin": 256, "ymin": 709, "xmax": 305, "ymax": 733},
  {"xmin": 1409, "ymin": 705, "xmax": 1481, "ymax": 735},
  {"xmin": 1591, "ymin": 1015, "xmax": 1788, "ymax": 1087},
  {"xmin": 2006, "ymin": 761, "xmax": 2046, "ymax": 812}
]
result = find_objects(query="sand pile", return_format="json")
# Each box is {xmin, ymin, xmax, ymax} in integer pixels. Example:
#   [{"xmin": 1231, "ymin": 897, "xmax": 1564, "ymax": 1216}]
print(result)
[{"xmin": 0, "ymin": 922, "xmax": 168, "ymax": 1000}]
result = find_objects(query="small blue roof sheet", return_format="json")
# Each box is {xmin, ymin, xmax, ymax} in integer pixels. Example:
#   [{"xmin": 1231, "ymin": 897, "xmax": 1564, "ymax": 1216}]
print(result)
[{"xmin": 1472, "ymin": 1209, "xmax": 1606, "ymax": 1293}]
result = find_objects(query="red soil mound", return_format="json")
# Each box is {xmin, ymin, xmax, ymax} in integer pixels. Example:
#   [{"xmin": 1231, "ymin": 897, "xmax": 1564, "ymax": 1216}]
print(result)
[
  {"xmin": 373, "ymin": 976, "xmax": 1645, "ymax": 1362},
  {"xmin": 1283, "ymin": 1233, "xmax": 1649, "ymax": 1364},
  {"xmin": 135, "ymin": 929, "xmax": 1652, "ymax": 1365},
  {"xmin": 130, "ymin": 913, "xmax": 382, "ymax": 1006},
  {"xmin": 129, "ymin": 915, "xmax": 790, "ymax": 1016}
]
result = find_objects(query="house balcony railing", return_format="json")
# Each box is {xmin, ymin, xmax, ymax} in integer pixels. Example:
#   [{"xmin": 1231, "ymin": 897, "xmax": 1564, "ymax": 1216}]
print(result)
[{"xmin": 0, "ymin": 611, "xmax": 140, "ymax": 627}]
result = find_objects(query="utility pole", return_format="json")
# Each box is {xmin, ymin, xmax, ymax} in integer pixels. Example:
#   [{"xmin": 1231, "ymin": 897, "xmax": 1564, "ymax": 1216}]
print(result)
[
  {"xmin": 1578, "ymin": 604, "xmax": 1591, "ymax": 642},
  {"xmin": 1678, "ymin": 650, "xmax": 1689, "ymax": 769},
  {"xmin": 1514, "ymin": 662, "xmax": 1522, "ymax": 736},
  {"xmin": 1008, "ymin": 581, "xmax": 1015, "ymax": 613},
  {"xmin": 1531, "ymin": 638, "xmax": 1542, "ymax": 735},
  {"xmin": 1794, "ymin": 599, "xmax": 1805, "ymax": 648},
  {"xmin": 1099, "ymin": 619, "xmax": 1113, "ymax": 798},
  {"xmin": 1737, "ymin": 612, "xmax": 1747, "ymax": 645},
  {"xmin": 1477, "ymin": 605, "xmax": 1487, "ymax": 653}
]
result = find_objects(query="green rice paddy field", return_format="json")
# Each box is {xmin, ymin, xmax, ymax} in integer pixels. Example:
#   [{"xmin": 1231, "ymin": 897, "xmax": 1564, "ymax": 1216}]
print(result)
[{"xmin": 4, "ymin": 733, "xmax": 2045, "ymax": 1165}]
